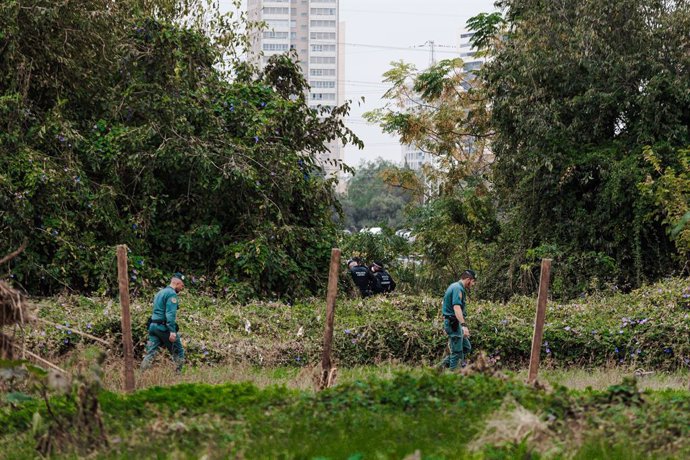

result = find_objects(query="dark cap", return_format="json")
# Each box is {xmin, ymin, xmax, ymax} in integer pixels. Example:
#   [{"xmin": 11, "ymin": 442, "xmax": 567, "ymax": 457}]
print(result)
[
  {"xmin": 461, "ymin": 269, "xmax": 477, "ymax": 280},
  {"xmin": 172, "ymin": 272, "xmax": 185, "ymax": 281},
  {"xmin": 347, "ymin": 257, "xmax": 361, "ymax": 265},
  {"xmin": 372, "ymin": 261, "xmax": 384, "ymax": 269}
]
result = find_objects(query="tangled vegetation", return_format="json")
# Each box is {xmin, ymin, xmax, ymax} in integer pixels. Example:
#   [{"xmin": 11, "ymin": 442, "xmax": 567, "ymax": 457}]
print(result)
[
  {"xmin": 0, "ymin": 0, "xmax": 361, "ymax": 299},
  {"xmin": 18, "ymin": 277, "xmax": 690, "ymax": 371},
  {"xmin": 368, "ymin": 0, "xmax": 690, "ymax": 300}
]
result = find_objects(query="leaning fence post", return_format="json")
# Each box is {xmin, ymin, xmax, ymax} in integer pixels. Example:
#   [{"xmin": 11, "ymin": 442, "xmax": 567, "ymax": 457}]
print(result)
[
  {"xmin": 116, "ymin": 245, "xmax": 135, "ymax": 392},
  {"xmin": 527, "ymin": 258, "xmax": 552, "ymax": 385},
  {"xmin": 319, "ymin": 248, "xmax": 341, "ymax": 390}
]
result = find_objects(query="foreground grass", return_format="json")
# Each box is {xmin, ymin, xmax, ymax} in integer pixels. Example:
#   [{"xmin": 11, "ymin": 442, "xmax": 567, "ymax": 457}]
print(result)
[
  {"xmin": 3, "ymin": 278, "xmax": 689, "ymax": 457},
  {"xmin": 97, "ymin": 358, "xmax": 690, "ymax": 393},
  {"xmin": 1, "ymin": 368, "xmax": 689, "ymax": 459}
]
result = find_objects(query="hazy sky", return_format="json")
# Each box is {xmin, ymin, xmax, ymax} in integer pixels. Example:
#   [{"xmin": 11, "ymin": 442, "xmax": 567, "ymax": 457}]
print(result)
[
  {"xmin": 338, "ymin": 0, "xmax": 496, "ymax": 168},
  {"xmin": 221, "ymin": 0, "xmax": 498, "ymax": 168}
]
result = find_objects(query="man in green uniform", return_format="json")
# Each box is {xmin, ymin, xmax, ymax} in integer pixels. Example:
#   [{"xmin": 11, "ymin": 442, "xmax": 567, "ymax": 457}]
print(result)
[
  {"xmin": 440, "ymin": 269, "xmax": 477, "ymax": 370},
  {"xmin": 141, "ymin": 273, "xmax": 185, "ymax": 373}
]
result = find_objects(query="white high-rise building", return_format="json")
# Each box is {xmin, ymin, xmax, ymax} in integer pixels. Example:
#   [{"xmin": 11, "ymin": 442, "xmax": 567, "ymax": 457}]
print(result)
[{"xmin": 247, "ymin": 0, "xmax": 344, "ymax": 177}]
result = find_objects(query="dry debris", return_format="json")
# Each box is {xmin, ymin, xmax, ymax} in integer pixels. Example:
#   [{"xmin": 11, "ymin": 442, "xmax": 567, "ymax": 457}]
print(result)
[{"xmin": 0, "ymin": 242, "xmax": 34, "ymax": 359}]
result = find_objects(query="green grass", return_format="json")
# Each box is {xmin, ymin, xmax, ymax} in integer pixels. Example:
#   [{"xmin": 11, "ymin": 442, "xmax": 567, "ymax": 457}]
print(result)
[
  {"xmin": 1, "ymin": 369, "xmax": 689, "ymax": 459},
  {"xmin": 96, "ymin": 356, "xmax": 690, "ymax": 394},
  {"xmin": 3, "ymin": 278, "xmax": 690, "ymax": 458}
]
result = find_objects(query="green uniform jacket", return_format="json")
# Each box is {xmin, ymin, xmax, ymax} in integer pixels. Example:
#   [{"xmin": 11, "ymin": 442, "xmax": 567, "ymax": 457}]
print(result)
[
  {"xmin": 150, "ymin": 286, "xmax": 180, "ymax": 332},
  {"xmin": 442, "ymin": 282, "xmax": 467, "ymax": 318}
]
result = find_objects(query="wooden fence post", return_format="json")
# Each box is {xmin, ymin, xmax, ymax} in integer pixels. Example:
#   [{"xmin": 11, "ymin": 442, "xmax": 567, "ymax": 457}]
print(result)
[
  {"xmin": 320, "ymin": 248, "xmax": 341, "ymax": 390},
  {"xmin": 527, "ymin": 258, "xmax": 552, "ymax": 385},
  {"xmin": 116, "ymin": 245, "xmax": 135, "ymax": 392}
]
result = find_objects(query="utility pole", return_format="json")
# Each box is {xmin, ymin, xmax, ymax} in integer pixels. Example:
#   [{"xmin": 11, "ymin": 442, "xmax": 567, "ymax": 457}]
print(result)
[{"xmin": 417, "ymin": 40, "xmax": 438, "ymax": 66}]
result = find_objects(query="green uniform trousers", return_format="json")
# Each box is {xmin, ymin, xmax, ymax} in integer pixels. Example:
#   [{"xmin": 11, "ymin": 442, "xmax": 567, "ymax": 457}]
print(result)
[
  {"xmin": 441, "ymin": 318, "xmax": 471, "ymax": 370},
  {"xmin": 141, "ymin": 325, "xmax": 185, "ymax": 372}
]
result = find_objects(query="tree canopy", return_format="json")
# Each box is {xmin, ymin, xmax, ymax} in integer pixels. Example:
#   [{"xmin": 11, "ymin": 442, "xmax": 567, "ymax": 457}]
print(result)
[
  {"xmin": 481, "ymin": 0, "xmax": 690, "ymax": 297},
  {"xmin": 369, "ymin": 0, "xmax": 690, "ymax": 299},
  {"xmin": 0, "ymin": 0, "xmax": 361, "ymax": 298},
  {"xmin": 340, "ymin": 159, "xmax": 416, "ymax": 231}
]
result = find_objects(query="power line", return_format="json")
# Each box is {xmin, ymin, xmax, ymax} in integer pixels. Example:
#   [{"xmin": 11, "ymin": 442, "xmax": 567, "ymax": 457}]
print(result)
[
  {"xmin": 307, "ymin": 40, "xmax": 463, "ymax": 55},
  {"xmin": 340, "ymin": 42, "xmax": 462, "ymax": 55},
  {"xmin": 340, "ymin": 8, "xmax": 481, "ymax": 19}
]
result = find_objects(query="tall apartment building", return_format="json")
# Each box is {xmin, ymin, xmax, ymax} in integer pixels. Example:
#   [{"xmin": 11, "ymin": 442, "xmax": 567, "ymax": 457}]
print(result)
[
  {"xmin": 458, "ymin": 31, "xmax": 487, "ymax": 74},
  {"xmin": 247, "ymin": 0, "xmax": 344, "ymax": 177},
  {"xmin": 401, "ymin": 95, "xmax": 433, "ymax": 171}
]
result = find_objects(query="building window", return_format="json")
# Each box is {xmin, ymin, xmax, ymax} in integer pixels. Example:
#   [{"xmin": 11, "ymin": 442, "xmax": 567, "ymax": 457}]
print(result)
[
  {"xmin": 310, "ymin": 20, "xmax": 336, "ymax": 27},
  {"xmin": 310, "ymin": 8, "xmax": 336, "ymax": 15},
  {"xmin": 310, "ymin": 56, "xmax": 336, "ymax": 64},
  {"xmin": 263, "ymin": 7, "xmax": 289, "ymax": 14},
  {"xmin": 263, "ymin": 43, "xmax": 289, "ymax": 51},
  {"xmin": 263, "ymin": 31, "xmax": 289, "ymax": 39},
  {"xmin": 310, "ymin": 32, "xmax": 336, "ymax": 40},
  {"xmin": 311, "ymin": 44, "xmax": 336, "ymax": 52},
  {"xmin": 266, "ymin": 19, "xmax": 289, "ymax": 28},
  {"xmin": 311, "ymin": 93, "xmax": 336, "ymax": 100},
  {"xmin": 310, "ymin": 68, "xmax": 336, "ymax": 76},
  {"xmin": 310, "ymin": 80, "xmax": 336, "ymax": 88}
]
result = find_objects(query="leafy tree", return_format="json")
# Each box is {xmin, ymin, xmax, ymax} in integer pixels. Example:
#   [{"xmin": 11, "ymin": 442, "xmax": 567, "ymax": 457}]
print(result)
[
  {"xmin": 0, "ymin": 0, "xmax": 361, "ymax": 298},
  {"xmin": 640, "ymin": 145, "xmax": 690, "ymax": 266},
  {"xmin": 340, "ymin": 159, "xmax": 415, "ymax": 231},
  {"xmin": 364, "ymin": 58, "xmax": 492, "ymax": 199},
  {"xmin": 479, "ymin": 0, "xmax": 690, "ymax": 298},
  {"xmin": 364, "ymin": 50, "xmax": 499, "ymax": 293}
]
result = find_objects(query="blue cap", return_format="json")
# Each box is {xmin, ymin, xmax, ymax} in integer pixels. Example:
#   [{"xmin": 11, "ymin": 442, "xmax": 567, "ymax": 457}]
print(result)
[{"xmin": 172, "ymin": 272, "xmax": 185, "ymax": 281}]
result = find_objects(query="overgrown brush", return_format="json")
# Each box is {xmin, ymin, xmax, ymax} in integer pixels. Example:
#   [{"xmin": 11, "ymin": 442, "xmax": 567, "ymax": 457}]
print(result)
[{"xmin": 21, "ymin": 277, "xmax": 690, "ymax": 372}]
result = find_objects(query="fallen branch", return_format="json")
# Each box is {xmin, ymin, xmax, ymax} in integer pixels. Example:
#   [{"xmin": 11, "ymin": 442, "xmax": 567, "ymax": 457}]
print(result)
[
  {"xmin": 34, "ymin": 318, "xmax": 111, "ymax": 347},
  {"xmin": 11, "ymin": 343, "xmax": 67, "ymax": 374},
  {"xmin": 0, "ymin": 240, "xmax": 28, "ymax": 266}
]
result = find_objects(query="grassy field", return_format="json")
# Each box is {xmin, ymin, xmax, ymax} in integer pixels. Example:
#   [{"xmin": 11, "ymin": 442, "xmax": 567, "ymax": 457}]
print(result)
[
  {"xmin": 99, "ymin": 358, "xmax": 690, "ymax": 393},
  {"xmin": 1, "ymin": 360, "xmax": 689, "ymax": 459},
  {"xmin": 20, "ymin": 276, "xmax": 690, "ymax": 373},
  {"xmin": 1, "ymin": 278, "xmax": 689, "ymax": 458}
]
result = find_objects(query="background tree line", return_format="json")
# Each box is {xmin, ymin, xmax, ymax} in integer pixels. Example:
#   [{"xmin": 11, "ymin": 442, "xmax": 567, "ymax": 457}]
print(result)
[
  {"xmin": 2, "ymin": 0, "xmax": 688, "ymax": 301},
  {"xmin": 0, "ymin": 0, "xmax": 361, "ymax": 298},
  {"xmin": 365, "ymin": 0, "xmax": 690, "ymax": 299}
]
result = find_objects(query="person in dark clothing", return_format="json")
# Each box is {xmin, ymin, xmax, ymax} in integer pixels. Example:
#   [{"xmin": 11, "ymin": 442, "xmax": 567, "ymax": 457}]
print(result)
[
  {"xmin": 348, "ymin": 257, "xmax": 375, "ymax": 298},
  {"xmin": 370, "ymin": 261, "xmax": 396, "ymax": 294}
]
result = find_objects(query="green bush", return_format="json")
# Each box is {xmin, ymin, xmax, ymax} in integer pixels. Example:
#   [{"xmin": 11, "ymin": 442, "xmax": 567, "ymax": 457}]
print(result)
[{"xmin": 0, "ymin": 1, "xmax": 361, "ymax": 299}]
